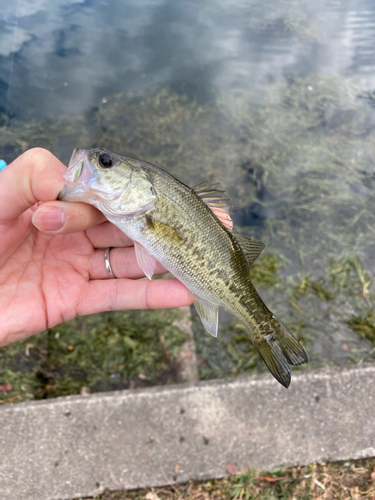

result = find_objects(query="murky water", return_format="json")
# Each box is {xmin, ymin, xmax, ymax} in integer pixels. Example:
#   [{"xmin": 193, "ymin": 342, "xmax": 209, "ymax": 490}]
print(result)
[{"xmin": 1, "ymin": 0, "xmax": 375, "ymax": 380}]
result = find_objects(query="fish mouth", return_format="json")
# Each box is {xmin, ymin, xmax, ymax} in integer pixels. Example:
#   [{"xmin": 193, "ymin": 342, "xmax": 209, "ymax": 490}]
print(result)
[
  {"xmin": 69, "ymin": 148, "xmax": 78, "ymax": 165},
  {"xmin": 66, "ymin": 149, "xmax": 88, "ymax": 181},
  {"xmin": 58, "ymin": 149, "xmax": 94, "ymax": 201}
]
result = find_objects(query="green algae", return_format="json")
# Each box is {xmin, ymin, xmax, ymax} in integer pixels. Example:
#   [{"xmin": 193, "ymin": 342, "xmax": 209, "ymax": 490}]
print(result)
[
  {"xmin": 247, "ymin": 0, "xmax": 321, "ymax": 42},
  {"xmin": 348, "ymin": 312, "xmax": 375, "ymax": 345}
]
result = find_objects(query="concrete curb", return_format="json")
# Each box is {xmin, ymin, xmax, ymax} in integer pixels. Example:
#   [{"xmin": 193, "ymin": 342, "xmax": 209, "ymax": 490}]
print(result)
[{"xmin": 0, "ymin": 364, "xmax": 374, "ymax": 500}]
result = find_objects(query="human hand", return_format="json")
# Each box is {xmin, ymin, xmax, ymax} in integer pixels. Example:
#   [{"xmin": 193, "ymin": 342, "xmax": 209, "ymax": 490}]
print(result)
[{"xmin": 0, "ymin": 148, "xmax": 193, "ymax": 347}]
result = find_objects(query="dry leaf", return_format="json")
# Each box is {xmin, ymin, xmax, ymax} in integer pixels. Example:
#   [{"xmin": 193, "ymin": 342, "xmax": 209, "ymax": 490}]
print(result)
[
  {"xmin": 259, "ymin": 475, "xmax": 287, "ymax": 482},
  {"xmin": 226, "ymin": 463, "xmax": 239, "ymax": 475},
  {"xmin": 0, "ymin": 395, "xmax": 21, "ymax": 404},
  {"xmin": 0, "ymin": 384, "xmax": 13, "ymax": 394}
]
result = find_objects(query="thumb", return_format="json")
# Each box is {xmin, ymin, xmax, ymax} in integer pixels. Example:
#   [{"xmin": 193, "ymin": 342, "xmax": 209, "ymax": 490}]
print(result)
[{"xmin": 0, "ymin": 148, "xmax": 66, "ymax": 224}]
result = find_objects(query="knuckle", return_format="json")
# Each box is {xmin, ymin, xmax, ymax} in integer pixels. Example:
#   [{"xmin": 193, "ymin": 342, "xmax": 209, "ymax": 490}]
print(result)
[
  {"xmin": 144, "ymin": 280, "xmax": 153, "ymax": 309},
  {"xmin": 108, "ymin": 280, "xmax": 120, "ymax": 311},
  {"xmin": 22, "ymin": 148, "xmax": 55, "ymax": 171},
  {"xmin": 112, "ymin": 247, "xmax": 133, "ymax": 277},
  {"xmin": 63, "ymin": 204, "xmax": 104, "ymax": 231}
]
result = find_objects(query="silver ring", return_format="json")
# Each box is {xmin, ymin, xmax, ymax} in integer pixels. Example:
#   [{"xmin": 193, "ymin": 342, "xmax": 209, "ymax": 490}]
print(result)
[{"xmin": 104, "ymin": 248, "xmax": 116, "ymax": 279}]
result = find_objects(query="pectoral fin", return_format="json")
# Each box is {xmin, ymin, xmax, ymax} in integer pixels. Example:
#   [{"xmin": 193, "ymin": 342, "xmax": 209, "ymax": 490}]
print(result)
[
  {"xmin": 194, "ymin": 296, "xmax": 219, "ymax": 337},
  {"xmin": 134, "ymin": 242, "xmax": 158, "ymax": 280}
]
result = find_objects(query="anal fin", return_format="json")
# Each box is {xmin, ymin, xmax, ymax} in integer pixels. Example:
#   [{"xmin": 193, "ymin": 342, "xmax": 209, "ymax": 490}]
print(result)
[{"xmin": 194, "ymin": 296, "xmax": 219, "ymax": 337}]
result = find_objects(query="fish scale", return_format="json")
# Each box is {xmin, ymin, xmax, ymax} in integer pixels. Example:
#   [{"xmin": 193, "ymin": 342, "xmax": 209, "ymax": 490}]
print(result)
[{"xmin": 59, "ymin": 147, "xmax": 308, "ymax": 387}]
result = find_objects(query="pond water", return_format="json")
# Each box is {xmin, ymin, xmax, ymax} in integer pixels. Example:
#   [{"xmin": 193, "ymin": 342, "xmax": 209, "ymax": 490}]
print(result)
[
  {"xmin": 1, "ymin": 0, "xmax": 375, "ymax": 391},
  {"xmin": 2, "ymin": 0, "xmax": 375, "ymax": 121}
]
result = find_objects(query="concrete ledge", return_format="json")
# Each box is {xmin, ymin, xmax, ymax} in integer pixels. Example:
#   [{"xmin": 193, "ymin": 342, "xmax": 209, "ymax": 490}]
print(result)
[{"xmin": 0, "ymin": 364, "xmax": 374, "ymax": 500}]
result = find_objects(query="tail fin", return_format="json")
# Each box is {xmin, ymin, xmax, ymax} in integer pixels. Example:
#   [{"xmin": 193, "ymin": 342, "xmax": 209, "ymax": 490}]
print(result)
[{"xmin": 255, "ymin": 320, "xmax": 308, "ymax": 388}]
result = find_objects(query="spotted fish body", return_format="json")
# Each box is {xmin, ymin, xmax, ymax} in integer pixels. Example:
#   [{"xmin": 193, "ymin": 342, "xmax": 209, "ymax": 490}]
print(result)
[{"xmin": 59, "ymin": 148, "xmax": 307, "ymax": 387}]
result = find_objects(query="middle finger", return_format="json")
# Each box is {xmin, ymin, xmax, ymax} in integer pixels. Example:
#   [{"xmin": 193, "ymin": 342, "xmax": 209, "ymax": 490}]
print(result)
[{"xmin": 86, "ymin": 221, "xmax": 134, "ymax": 248}]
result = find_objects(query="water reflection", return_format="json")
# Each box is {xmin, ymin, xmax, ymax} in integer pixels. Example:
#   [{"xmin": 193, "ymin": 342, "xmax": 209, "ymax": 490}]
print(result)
[{"xmin": 2, "ymin": 0, "xmax": 375, "ymax": 120}]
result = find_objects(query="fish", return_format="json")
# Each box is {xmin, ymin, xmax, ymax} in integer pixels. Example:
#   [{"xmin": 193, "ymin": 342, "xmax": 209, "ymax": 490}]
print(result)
[{"xmin": 59, "ymin": 148, "xmax": 307, "ymax": 387}]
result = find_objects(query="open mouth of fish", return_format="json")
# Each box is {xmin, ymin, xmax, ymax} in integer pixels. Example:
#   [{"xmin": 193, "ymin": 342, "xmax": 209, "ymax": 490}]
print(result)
[{"xmin": 58, "ymin": 149, "xmax": 95, "ymax": 200}]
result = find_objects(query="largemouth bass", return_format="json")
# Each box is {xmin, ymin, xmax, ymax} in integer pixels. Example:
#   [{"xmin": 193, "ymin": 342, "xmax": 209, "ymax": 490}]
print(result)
[{"xmin": 59, "ymin": 148, "xmax": 307, "ymax": 387}]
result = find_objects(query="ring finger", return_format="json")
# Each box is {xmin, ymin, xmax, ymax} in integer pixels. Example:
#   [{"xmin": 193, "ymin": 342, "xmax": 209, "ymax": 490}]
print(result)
[{"xmin": 87, "ymin": 247, "xmax": 167, "ymax": 280}]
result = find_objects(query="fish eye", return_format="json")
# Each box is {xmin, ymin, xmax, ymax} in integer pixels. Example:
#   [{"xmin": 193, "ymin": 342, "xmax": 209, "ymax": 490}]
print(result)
[{"xmin": 98, "ymin": 153, "xmax": 113, "ymax": 169}]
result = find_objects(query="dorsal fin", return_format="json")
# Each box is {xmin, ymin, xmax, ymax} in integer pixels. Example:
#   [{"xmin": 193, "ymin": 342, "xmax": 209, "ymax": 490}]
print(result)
[
  {"xmin": 211, "ymin": 207, "xmax": 233, "ymax": 230},
  {"xmin": 232, "ymin": 231, "xmax": 265, "ymax": 268},
  {"xmin": 193, "ymin": 182, "xmax": 262, "ymax": 263},
  {"xmin": 193, "ymin": 180, "xmax": 232, "ymax": 230}
]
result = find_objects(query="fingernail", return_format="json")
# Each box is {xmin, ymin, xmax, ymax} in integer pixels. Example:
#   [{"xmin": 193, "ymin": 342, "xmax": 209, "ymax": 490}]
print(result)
[{"xmin": 32, "ymin": 207, "xmax": 67, "ymax": 232}]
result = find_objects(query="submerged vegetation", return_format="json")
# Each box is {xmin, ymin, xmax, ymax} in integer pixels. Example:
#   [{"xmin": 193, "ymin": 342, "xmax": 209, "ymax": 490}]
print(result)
[
  {"xmin": 0, "ymin": 310, "xmax": 187, "ymax": 404},
  {"xmin": 1, "ymin": 73, "xmax": 375, "ymax": 397},
  {"xmin": 247, "ymin": 0, "xmax": 322, "ymax": 42}
]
